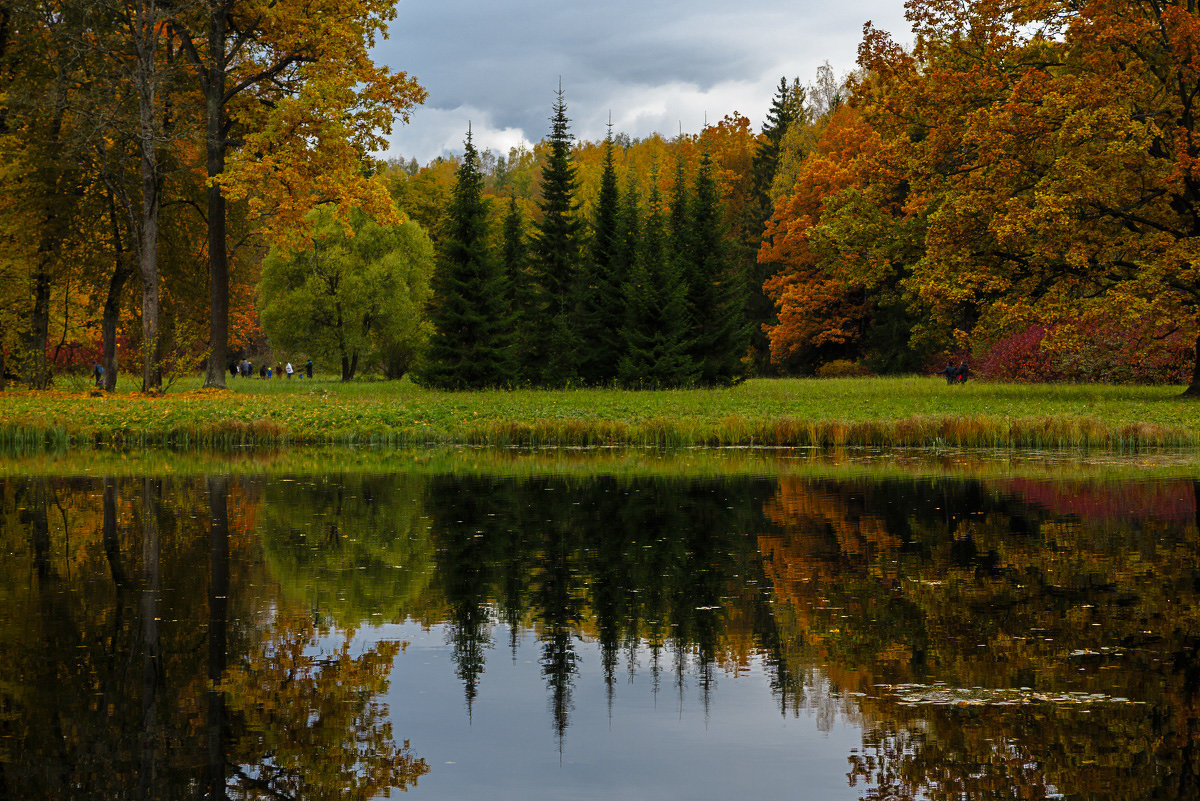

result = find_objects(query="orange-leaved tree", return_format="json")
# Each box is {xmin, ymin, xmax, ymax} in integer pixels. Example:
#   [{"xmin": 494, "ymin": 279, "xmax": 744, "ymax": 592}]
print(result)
[
  {"xmin": 760, "ymin": 103, "xmax": 927, "ymax": 372},
  {"xmin": 858, "ymin": 0, "xmax": 1200, "ymax": 391}
]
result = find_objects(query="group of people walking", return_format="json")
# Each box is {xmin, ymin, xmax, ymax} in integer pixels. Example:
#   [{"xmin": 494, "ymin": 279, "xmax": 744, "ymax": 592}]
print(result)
[{"xmin": 230, "ymin": 359, "xmax": 314, "ymax": 379}]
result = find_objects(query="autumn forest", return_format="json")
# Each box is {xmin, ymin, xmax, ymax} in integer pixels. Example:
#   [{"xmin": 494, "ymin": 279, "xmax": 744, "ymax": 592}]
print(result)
[{"xmin": 4, "ymin": 0, "xmax": 1200, "ymax": 394}]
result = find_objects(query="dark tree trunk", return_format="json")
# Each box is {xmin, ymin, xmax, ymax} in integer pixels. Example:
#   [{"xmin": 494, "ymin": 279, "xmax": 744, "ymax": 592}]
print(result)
[
  {"xmin": 341, "ymin": 350, "xmax": 358, "ymax": 381},
  {"xmin": 27, "ymin": 104, "xmax": 69, "ymax": 391},
  {"xmin": 28, "ymin": 262, "xmax": 51, "ymax": 389},
  {"xmin": 133, "ymin": 8, "xmax": 165, "ymax": 394},
  {"xmin": 202, "ymin": 9, "xmax": 228, "ymax": 390},
  {"xmin": 1185, "ymin": 331, "xmax": 1200, "ymax": 397},
  {"xmin": 139, "ymin": 160, "xmax": 162, "ymax": 393},
  {"xmin": 102, "ymin": 197, "xmax": 134, "ymax": 393},
  {"xmin": 102, "ymin": 264, "xmax": 132, "ymax": 393}
]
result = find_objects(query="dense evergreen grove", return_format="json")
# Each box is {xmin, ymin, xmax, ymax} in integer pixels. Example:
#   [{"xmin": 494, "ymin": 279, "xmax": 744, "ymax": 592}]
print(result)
[{"xmin": 420, "ymin": 92, "xmax": 754, "ymax": 389}]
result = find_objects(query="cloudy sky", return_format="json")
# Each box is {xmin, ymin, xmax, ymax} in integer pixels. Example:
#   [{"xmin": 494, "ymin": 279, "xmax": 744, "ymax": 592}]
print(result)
[{"xmin": 372, "ymin": 0, "xmax": 914, "ymax": 165}]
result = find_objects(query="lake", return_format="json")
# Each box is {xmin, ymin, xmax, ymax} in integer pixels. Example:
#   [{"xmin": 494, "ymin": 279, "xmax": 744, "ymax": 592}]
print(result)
[{"xmin": 2, "ymin": 450, "xmax": 1197, "ymax": 799}]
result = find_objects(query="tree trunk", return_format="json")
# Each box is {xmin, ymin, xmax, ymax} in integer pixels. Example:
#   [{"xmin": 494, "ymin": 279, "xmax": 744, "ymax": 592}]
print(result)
[
  {"xmin": 140, "ymin": 243, "xmax": 161, "ymax": 393},
  {"xmin": 1185, "ymin": 330, "xmax": 1200, "ymax": 397},
  {"xmin": 202, "ymin": 8, "xmax": 229, "ymax": 390},
  {"xmin": 26, "ymin": 105, "xmax": 66, "ymax": 391},
  {"xmin": 28, "ymin": 261, "xmax": 51, "ymax": 389},
  {"xmin": 135, "ymin": 8, "xmax": 163, "ymax": 394},
  {"xmin": 103, "ymin": 262, "xmax": 132, "ymax": 393},
  {"xmin": 102, "ymin": 195, "xmax": 133, "ymax": 392}
]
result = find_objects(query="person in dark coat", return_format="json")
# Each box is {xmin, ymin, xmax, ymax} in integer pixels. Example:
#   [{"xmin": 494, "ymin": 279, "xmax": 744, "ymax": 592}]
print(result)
[
  {"xmin": 936, "ymin": 363, "xmax": 969, "ymax": 384},
  {"xmin": 306, "ymin": 360, "xmax": 313, "ymax": 379}
]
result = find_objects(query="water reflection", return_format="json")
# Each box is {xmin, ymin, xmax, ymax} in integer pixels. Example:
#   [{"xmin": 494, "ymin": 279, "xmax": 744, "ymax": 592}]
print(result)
[
  {"xmin": 0, "ymin": 476, "xmax": 427, "ymax": 800},
  {"xmin": 1, "ymin": 468, "xmax": 1199, "ymax": 799}
]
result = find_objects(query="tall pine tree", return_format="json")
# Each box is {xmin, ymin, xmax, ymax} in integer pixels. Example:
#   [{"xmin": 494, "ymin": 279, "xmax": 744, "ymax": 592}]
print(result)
[
  {"xmin": 531, "ymin": 87, "xmax": 585, "ymax": 385},
  {"xmin": 744, "ymin": 77, "xmax": 805, "ymax": 375},
  {"xmin": 573, "ymin": 126, "xmax": 625, "ymax": 384},
  {"xmin": 689, "ymin": 149, "xmax": 750, "ymax": 384},
  {"xmin": 421, "ymin": 129, "xmax": 513, "ymax": 388},
  {"xmin": 501, "ymin": 197, "xmax": 537, "ymax": 384},
  {"xmin": 619, "ymin": 166, "xmax": 695, "ymax": 387}
]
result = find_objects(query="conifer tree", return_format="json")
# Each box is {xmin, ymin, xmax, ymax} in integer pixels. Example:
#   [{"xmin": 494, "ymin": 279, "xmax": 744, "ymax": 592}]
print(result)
[
  {"xmin": 669, "ymin": 151, "xmax": 693, "ymax": 275},
  {"xmin": 744, "ymin": 77, "xmax": 805, "ymax": 374},
  {"xmin": 752, "ymin": 78, "xmax": 805, "ymax": 210},
  {"xmin": 531, "ymin": 87, "xmax": 585, "ymax": 385},
  {"xmin": 619, "ymin": 168, "xmax": 696, "ymax": 387},
  {"xmin": 614, "ymin": 174, "xmax": 642, "ymax": 282},
  {"xmin": 573, "ymin": 127, "xmax": 624, "ymax": 384},
  {"xmin": 421, "ymin": 129, "xmax": 512, "ymax": 388},
  {"xmin": 501, "ymin": 197, "xmax": 537, "ymax": 384},
  {"xmin": 688, "ymin": 149, "xmax": 750, "ymax": 384}
]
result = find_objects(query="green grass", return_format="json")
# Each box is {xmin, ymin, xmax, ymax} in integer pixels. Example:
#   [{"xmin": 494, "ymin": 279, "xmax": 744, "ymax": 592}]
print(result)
[{"xmin": 0, "ymin": 375, "xmax": 1197, "ymax": 451}]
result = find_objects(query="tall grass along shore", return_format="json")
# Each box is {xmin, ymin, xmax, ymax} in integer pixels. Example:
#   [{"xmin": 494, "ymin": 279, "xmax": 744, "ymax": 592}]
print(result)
[{"xmin": 0, "ymin": 376, "xmax": 1196, "ymax": 452}]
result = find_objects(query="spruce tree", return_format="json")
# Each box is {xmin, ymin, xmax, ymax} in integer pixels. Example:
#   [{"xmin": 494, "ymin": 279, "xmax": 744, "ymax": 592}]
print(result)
[
  {"xmin": 688, "ymin": 149, "xmax": 750, "ymax": 384},
  {"xmin": 618, "ymin": 169, "xmax": 695, "ymax": 387},
  {"xmin": 531, "ymin": 87, "xmax": 585, "ymax": 385},
  {"xmin": 744, "ymin": 77, "xmax": 805, "ymax": 375},
  {"xmin": 421, "ymin": 129, "xmax": 512, "ymax": 388},
  {"xmin": 573, "ymin": 127, "xmax": 624, "ymax": 384},
  {"xmin": 668, "ymin": 150, "xmax": 692, "ymax": 274},
  {"xmin": 614, "ymin": 173, "xmax": 641, "ymax": 281},
  {"xmin": 501, "ymin": 197, "xmax": 537, "ymax": 384}
]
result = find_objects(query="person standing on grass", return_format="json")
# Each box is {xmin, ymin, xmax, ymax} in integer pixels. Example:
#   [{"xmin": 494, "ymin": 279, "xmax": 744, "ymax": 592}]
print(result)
[
  {"xmin": 306, "ymin": 359, "xmax": 313, "ymax": 379},
  {"xmin": 93, "ymin": 362, "xmax": 103, "ymax": 387},
  {"xmin": 286, "ymin": 362, "xmax": 294, "ymax": 378}
]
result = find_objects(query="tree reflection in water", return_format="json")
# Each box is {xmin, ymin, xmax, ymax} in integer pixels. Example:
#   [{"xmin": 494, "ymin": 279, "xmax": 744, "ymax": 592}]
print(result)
[
  {"xmin": 2, "ymin": 469, "xmax": 1199, "ymax": 799},
  {"xmin": 0, "ymin": 476, "xmax": 427, "ymax": 800}
]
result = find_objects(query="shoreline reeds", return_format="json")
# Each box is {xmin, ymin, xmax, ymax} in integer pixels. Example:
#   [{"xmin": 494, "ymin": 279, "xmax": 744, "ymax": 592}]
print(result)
[{"xmin": 0, "ymin": 412, "xmax": 1193, "ymax": 453}]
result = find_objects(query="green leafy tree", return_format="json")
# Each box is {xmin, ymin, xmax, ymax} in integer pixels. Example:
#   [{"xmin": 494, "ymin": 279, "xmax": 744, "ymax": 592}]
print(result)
[
  {"xmin": 257, "ymin": 207, "xmax": 433, "ymax": 380},
  {"xmin": 421, "ymin": 130, "xmax": 514, "ymax": 388}
]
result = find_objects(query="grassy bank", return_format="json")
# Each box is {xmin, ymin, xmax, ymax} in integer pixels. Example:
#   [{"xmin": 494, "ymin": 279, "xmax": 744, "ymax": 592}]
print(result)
[{"xmin": 0, "ymin": 375, "xmax": 1197, "ymax": 451}]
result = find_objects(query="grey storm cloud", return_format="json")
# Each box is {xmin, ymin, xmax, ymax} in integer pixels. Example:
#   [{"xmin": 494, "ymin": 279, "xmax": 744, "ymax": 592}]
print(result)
[{"xmin": 374, "ymin": 0, "xmax": 912, "ymax": 162}]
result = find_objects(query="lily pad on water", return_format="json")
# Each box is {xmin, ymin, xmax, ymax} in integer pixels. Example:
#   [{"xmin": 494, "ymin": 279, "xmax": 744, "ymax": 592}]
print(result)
[{"xmin": 875, "ymin": 683, "xmax": 1143, "ymax": 707}]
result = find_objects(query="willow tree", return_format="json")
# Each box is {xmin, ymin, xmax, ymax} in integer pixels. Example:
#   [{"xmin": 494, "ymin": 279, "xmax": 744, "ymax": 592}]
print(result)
[{"xmin": 257, "ymin": 207, "xmax": 434, "ymax": 381}]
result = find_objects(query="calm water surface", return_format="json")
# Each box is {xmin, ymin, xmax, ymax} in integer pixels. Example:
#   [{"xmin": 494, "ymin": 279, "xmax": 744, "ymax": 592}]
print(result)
[{"xmin": 2, "ymin": 462, "xmax": 1198, "ymax": 799}]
